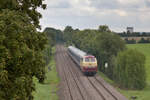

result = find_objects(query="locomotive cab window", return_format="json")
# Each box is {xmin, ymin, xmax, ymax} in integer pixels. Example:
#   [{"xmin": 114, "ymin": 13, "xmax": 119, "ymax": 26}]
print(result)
[
  {"xmin": 84, "ymin": 57, "xmax": 96, "ymax": 62},
  {"xmin": 85, "ymin": 58, "xmax": 90, "ymax": 62},
  {"xmin": 91, "ymin": 58, "xmax": 95, "ymax": 62}
]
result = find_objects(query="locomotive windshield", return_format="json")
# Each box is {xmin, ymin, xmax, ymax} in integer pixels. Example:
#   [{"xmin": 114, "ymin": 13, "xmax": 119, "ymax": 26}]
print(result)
[
  {"xmin": 91, "ymin": 58, "xmax": 95, "ymax": 62},
  {"xmin": 85, "ymin": 57, "xmax": 96, "ymax": 62},
  {"xmin": 85, "ymin": 58, "xmax": 90, "ymax": 62}
]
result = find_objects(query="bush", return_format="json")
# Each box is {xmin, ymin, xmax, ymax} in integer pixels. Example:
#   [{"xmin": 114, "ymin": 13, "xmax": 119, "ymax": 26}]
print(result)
[{"xmin": 114, "ymin": 49, "xmax": 146, "ymax": 90}]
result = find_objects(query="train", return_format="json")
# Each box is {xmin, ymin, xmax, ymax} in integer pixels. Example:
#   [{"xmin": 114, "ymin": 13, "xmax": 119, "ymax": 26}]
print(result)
[{"xmin": 68, "ymin": 46, "xmax": 98, "ymax": 75}]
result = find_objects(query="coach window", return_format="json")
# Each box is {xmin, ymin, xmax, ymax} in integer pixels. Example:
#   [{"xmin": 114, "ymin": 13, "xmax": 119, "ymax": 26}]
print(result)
[{"xmin": 80, "ymin": 58, "xmax": 83, "ymax": 62}]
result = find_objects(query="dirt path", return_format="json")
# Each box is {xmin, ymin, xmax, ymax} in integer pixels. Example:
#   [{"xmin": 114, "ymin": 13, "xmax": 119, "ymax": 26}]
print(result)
[{"xmin": 55, "ymin": 44, "xmax": 128, "ymax": 100}]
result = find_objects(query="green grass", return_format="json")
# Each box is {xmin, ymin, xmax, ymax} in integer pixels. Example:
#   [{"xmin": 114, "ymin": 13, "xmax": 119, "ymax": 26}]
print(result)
[
  {"xmin": 33, "ymin": 47, "xmax": 59, "ymax": 100},
  {"xmin": 99, "ymin": 43, "xmax": 150, "ymax": 100}
]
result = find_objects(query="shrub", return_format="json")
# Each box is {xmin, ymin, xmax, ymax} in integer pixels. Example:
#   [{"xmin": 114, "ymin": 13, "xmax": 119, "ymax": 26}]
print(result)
[{"xmin": 114, "ymin": 49, "xmax": 146, "ymax": 90}]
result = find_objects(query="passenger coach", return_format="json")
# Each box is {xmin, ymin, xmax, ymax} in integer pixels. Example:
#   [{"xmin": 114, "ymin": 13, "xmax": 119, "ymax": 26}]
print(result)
[{"xmin": 68, "ymin": 46, "xmax": 97, "ymax": 75}]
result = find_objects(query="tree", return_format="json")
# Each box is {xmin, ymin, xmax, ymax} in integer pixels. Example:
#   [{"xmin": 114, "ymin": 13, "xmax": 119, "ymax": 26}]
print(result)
[
  {"xmin": 44, "ymin": 27, "xmax": 63, "ymax": 45},
  {"xmin": 114, "ymin": 49, "xmax": 146, "ymax": 89},
  {"xmin": 0, "ymin": 0, "xmax": 46, "ymax": 28},
  {"xmin": 63, "ymin": 26, "xmax": 74, "ymax": 45},
  {"xmin": 95, "ymin": 32, "xmax": 125, "ymax": 78},
  {"xmin": 0, "ymin": 8, "xmax": 47, "ymax": 100},
  {"xmin": 98, "ymin": 25, "xmax": 111, "ymax": 32},
  {"xmin": 43, "ymin": 27, "xmax": 63, "ymax": 65},
  {"xmin": 0, "ymin": 1, "xmax": 47, "ymax": 99}
]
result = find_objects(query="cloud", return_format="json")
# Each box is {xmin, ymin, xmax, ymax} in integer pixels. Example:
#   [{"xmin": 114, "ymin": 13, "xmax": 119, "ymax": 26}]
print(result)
[
  {"xmin": 39, "ymin": 0, "xmax": 150, "ymax": 32},
  {"xmin": 117, "ymin": 0, "xmax": 140, "ymax": 4},
  {"xmin": 89, "ymin": 0, "xmax": 119, "ymax": 9},
  {"xmin": 114, "ymin": 10, "xmax": 128, "ymax": 16},
  {"xmin": 47, "ymin": 1, "xmax": 71, "ymax": 8}
]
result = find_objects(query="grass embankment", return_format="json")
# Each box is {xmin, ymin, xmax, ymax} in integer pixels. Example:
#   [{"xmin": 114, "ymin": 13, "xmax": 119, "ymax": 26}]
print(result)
[
  {"xmin": 33, "ymin": 47, "xmax": 59, "ymax": 100},
  {"xmin": 99, "ymin": 43, "xmax": 150, "ymax": 100}
]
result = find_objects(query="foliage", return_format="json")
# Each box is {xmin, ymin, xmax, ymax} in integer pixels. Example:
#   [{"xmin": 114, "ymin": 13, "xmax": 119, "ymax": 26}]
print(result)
[
  {"xmin": 43, "ymin": 27, "xmax": 63, "ymax": 66},
  {"xmin": 94, "ymin": 31, "xmax": 125, "ymax": 78},
  {"xmin": 43, "ymin": 45, "xmax": 52, "ymax": 65},
  {"xmin": 63, "ymin": 26, "xmax": 74, "ymax": 44},
  {"xmin": 98, "ymin": 25, "xmax": 111, "ymax": 32},
  {"xmin": 73, "ymin": 29, "xmax": 98, "ymax": 52},
  {"xmin": 0, "ymin": 9, "xmax": 47, "ymax": 100},
  {"xmin": 120, "ymin": 44, "xmax": 150, "ymax": 100},
  {"xmin": 63, "ymin": 26, "xmax": 79, "ymax": 45},
  {"xmin": 0, "ymin": 0, "xmax": 46, "ymax": 28},
  {"xmin": 44, "ymin": 27, "xmax": 63, "ymax": 45},
  {"xmin": 114, "ymin": 49, "xmax": 146, "ymax": 89}
]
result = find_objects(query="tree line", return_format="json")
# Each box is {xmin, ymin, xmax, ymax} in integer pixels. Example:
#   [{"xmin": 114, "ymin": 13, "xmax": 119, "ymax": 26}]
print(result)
[
  {"xmin": 63, "ymin": 25, "xmax": 146, "ymax": 90},
  {"xmin": 118, "ymin": 32, "xmax": 150, "ymax": 37},
  {"xmin": 125, "ymin": 38, "xmax": 150, "ymax": 44}
]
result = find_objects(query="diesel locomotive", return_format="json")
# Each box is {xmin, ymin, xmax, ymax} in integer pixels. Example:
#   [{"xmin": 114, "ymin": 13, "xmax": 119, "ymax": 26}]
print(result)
[{"xmin": 68, "ymin": 46, "xmax": 97, "ymax": 75}]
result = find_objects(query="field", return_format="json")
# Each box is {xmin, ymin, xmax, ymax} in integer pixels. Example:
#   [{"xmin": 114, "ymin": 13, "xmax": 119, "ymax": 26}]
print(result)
[
  {"xmin": 33, "ymin": 47, "xmax": 59, "ymax": 100},
  {"xmin": 100, "ymin": 43, "xmax": 150, "ymax": 100}
]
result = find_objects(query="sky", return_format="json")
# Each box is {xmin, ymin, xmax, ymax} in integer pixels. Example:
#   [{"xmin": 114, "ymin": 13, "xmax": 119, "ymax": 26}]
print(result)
[{"xmin": 39, "ymin": 0, "xmax": 150, "ymax": 32}]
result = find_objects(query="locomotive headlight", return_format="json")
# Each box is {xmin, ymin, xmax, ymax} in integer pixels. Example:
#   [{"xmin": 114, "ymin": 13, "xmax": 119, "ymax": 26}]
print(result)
[{"xmin": 105, "ymin": 62, "xmax": 108, "ymax": 68}]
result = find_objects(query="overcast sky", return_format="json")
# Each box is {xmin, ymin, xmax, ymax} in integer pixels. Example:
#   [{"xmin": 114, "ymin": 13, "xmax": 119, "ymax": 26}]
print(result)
[{"xmin": 39, "ymin": 0, "xmax": 150, "ymax": 32}]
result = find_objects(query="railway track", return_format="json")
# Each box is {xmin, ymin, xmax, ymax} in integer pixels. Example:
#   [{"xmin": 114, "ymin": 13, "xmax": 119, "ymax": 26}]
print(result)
[{"xmin": 55, "ymin": 44, "xmax": 128, "ymax": 100}]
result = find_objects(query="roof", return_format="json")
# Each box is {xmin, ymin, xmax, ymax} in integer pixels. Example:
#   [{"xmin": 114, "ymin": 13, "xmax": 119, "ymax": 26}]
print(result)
[
  {"xmin": 68, "ymin": 46, "xmax": 87, "ymax": 58},
  {"xmin": 127, "ymin": 27, "xmax": 133, "ymax": 29}
]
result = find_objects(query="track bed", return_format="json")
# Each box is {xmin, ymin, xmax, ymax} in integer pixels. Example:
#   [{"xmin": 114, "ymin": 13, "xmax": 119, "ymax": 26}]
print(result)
[{"xmin": 55, "ymin": 44, "xmax": 128, "ymax": 100}]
